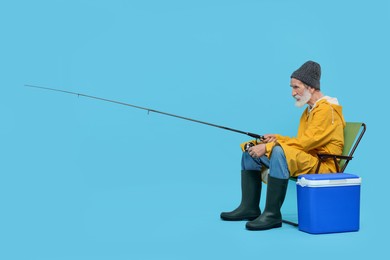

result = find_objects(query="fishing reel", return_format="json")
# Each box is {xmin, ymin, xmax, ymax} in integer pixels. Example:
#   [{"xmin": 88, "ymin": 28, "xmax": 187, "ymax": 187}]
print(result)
[
  {"xmin": 244, "ymin": 135, "xmax": 265, "ymax": 151},
  {"xmin": 244, "ymin": 142, "xmax": 255, "ymax": 151},
  {"xmin": 245, "ymin": 141, "xmax": 260, "ymax": 152}
]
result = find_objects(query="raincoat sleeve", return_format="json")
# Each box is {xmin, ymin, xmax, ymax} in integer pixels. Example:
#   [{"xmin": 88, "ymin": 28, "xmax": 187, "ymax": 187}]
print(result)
[{"xmin": 277, "ymin": 105, "xmax": 339, "ymax": 152}]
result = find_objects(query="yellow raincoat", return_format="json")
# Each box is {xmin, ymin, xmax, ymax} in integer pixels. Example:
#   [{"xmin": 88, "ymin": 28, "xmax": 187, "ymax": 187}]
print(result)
[{"xmin": 241, "ymin": 97, "xmax": 346, "ymax": 177}]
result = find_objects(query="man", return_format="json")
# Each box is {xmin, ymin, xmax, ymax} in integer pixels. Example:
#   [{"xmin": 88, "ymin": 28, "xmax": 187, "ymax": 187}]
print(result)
[{"xmin": 220, "ymin": 61, "xmax": 345, "ymax": 231}]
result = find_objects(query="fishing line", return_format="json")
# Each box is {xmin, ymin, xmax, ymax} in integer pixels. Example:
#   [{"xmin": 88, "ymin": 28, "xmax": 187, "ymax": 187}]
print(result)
[{"xmin": 25, "ymin": 84, "xmax": 264, "ymax": 142}]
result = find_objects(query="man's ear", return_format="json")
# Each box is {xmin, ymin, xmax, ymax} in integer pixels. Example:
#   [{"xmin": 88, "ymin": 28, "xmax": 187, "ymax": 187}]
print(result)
[{"xmin": 308, "ymin": 87, "xmax": 316, "ymax": 94}]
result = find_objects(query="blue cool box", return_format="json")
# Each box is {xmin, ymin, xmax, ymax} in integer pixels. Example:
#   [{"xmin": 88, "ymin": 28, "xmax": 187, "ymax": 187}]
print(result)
[{"xmin": 296, "ymin": 173, "xmax": 361, "ymax": 234}]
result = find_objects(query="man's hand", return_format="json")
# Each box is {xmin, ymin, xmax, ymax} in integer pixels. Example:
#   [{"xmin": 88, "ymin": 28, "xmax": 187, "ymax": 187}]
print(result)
[
  {"xmin": 248, "ymin": 143, "xmax": 266, "ymax": 158},
  {"xmin": 262, "ymin": 134, "xmax": 277, "ymax": 143}
]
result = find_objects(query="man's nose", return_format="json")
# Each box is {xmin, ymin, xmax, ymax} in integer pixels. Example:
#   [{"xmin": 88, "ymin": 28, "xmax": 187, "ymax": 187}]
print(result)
[{"xmin": 292, "ymin": 89, "xmax": 296, "ymax": 97}]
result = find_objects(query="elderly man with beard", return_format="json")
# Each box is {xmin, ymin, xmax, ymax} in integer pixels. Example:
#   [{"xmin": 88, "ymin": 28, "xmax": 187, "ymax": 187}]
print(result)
[{"xmin": 220, "ymin": 61, "xmax": 346, "ymax": 231}]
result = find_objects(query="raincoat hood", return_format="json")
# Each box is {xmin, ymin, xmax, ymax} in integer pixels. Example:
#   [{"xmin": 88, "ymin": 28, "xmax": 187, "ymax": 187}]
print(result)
[{"xmin": 311, "ymin": 96, "xmax": 345, "ymax": 127}]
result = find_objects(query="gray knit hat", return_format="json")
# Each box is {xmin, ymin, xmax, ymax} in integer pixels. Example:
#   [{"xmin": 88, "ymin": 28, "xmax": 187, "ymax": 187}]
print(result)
[{"xmin": 291, "ymin": 61, "xmax": 321, "ymax": 90}]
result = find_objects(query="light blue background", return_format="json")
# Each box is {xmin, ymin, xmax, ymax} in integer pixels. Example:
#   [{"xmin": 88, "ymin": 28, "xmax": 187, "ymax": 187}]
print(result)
[{"xmin": 1, "ymin": 0, "xmax": 389, "ymax": 259}]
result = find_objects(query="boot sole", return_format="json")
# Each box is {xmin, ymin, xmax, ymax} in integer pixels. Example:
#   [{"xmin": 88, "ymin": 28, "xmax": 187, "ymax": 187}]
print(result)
[
  {"xmin": 245, "ymin": 222, "xmax": 282, "ymax": 231},
  {"xmin": 220, "ymin": 215, "xmax": 259, "ymax": 221}
]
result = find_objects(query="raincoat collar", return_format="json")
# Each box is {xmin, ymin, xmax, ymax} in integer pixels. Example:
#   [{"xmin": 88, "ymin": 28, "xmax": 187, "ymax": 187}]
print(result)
[{"xmin": 308, "ymin": 96, "xmax": 339, "ymax": 112}]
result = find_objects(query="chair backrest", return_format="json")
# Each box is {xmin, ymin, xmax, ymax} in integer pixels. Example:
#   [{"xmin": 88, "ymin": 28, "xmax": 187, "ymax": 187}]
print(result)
[{"xmin": 340, "ymin": 122, "xmax": 366, "ymax": 172}]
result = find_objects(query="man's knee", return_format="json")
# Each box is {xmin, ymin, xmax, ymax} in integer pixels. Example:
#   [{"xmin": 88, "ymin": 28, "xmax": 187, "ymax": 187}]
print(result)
[
  {"xmin": 242, "ymin": 151, "xmax": 252, "ymax": 161},
  {"xmin": 269, "ymin": 146, "xmax": 289, "ymax": 179},
  {"xmin": 241, "ymin": 152, "xmax": 262, "ymax": 171},
  {"xmin": 271, "ymin": 146, "xmax": 285, "ymax": 158}
]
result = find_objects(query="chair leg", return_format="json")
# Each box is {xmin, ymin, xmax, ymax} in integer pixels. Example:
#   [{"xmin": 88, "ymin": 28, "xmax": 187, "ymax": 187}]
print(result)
[{"xmin": 282, "ymin": 219, "xmax": 298, "ymax": 227}]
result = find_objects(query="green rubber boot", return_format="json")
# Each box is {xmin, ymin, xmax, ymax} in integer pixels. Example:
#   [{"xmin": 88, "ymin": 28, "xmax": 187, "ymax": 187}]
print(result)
[
  {"xmin": 246, "ymin": 176, "xmax": 288, "ymax": 230},
  {"xmin": 220, "ymin": 170, "xmax": 262, "ymax": 221}
]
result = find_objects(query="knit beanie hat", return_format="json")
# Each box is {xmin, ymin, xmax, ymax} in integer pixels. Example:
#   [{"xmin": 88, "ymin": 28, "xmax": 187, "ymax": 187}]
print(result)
[{"xmin": 291, "ymin": 61, "xmax": 321, "ymax": 90}]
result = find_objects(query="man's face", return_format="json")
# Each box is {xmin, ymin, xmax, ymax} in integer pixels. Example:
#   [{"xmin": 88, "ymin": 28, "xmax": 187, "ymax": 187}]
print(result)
[{"xmin": 290, "ymin": 78, "xmax": 312, "ymax": 107}]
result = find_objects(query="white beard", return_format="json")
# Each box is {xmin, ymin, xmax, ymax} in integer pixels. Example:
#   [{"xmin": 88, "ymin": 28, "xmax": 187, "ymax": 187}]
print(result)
[{"xmin": 294, "ymin": 89, "xmax": 312, "ymax": 107}]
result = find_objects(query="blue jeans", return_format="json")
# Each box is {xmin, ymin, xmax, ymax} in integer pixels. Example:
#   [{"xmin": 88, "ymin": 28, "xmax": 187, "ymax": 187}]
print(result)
[{"xmin": 241, "ymin": 146, "xmax": 290, "ymax": 179}]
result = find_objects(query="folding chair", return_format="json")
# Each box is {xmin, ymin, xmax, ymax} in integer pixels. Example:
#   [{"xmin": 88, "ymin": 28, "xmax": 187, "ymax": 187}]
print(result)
[{"xmin": 282, "ymin": 122, "xmax": 367, "ymax": 227}]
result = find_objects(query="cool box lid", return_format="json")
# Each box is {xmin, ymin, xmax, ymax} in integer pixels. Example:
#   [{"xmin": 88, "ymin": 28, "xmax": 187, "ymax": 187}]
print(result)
[{"xmin": 297, "ymin": 173, "xmax": 361, "ymax": 188}]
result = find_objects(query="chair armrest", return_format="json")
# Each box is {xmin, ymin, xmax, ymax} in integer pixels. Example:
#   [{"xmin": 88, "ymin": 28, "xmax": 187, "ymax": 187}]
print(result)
[
  {"xmin": 316, "ymin": 154, "xmax": 353, "ymax": 173},
  {"xmin": 317, "ymin": 153, "xmax": 353, "ymax": 160}
]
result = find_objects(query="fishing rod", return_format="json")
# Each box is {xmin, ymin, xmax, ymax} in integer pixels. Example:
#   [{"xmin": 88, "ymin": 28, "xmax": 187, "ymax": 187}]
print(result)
[{"xmin": 25, "ymin": 84, "xmax": 264, "ymax": 143}]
